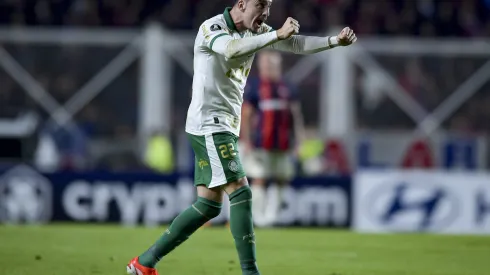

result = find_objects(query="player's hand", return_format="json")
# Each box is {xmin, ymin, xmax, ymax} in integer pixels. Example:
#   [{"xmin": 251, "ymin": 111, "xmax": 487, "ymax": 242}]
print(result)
[
  {"xmin": 337, "ymin": 27, "xmax": 357, "ymax": 46},
  {"xmin": 277, "ymin": 17, "xmax": 300, "ymax": 40}
]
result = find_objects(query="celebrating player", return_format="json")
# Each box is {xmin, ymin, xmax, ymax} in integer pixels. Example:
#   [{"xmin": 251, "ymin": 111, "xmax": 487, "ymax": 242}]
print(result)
[
  {"xmin": 127, "ymin": 0, "xmax": 357, "ymax": 274},
  {"xmin": 241, "ymin": 50, "xmax": 304, "ymax": 227}
]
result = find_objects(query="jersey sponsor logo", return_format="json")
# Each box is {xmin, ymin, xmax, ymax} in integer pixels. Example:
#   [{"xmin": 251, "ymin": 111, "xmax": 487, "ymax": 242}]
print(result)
[
  {"xmin": 0, "ymin": 165, "xmax": 52, "ymax": 223},
  {"xmin": 210, "ymin": 24, "xmax": 222, "ymax": 31}
]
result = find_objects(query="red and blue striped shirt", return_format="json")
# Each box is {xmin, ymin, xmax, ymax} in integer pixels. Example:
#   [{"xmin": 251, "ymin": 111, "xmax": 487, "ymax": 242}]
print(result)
[{"xmin": 244, "ymin": 77, "xmax": 297, "ymax": 151}]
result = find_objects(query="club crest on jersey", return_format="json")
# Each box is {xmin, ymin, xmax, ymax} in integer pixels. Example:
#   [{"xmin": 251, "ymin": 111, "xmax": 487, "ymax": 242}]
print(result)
[
  {"xmin": 228, "ymin": 160, "xmax": 239, "ymax": 173},
  {"xmin": 210, "ymin": 24, "xmax": 222, "ymax": 31}
]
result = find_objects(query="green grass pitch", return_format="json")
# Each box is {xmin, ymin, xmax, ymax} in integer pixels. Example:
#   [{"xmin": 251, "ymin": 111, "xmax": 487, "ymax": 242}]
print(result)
[{"xmin": 1, "ymin": 224, "xmax": 489, "ymax": 275}]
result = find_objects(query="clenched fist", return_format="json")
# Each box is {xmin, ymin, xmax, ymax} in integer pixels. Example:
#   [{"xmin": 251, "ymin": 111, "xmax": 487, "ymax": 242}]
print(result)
[
  {"xmin": 337, "ymin": 27, "xmax": 357, "ymax": 46},
  {"xmin": 277, "ymin": 17, "xmax": 300, "ymax": 40}
]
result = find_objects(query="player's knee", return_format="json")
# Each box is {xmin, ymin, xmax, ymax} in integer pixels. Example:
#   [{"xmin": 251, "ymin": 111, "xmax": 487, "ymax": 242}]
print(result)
[
  {"xmin": 205, "ymin": 206, "xmax": 221, "ymax": 220},
  {"xmin": 229, "ymin": 185, "xmax": 253, "ymax": 201},
  {"xmin": 195, "ymin": 197, "xmax": 222, "ymax": 219},
  {"xmin": 241, "ymin": 185, "xmax": 253, "ymax": 200},
  {"xmin": 223, "ymin": 177, "xmax": 249, "ymax": 195}
]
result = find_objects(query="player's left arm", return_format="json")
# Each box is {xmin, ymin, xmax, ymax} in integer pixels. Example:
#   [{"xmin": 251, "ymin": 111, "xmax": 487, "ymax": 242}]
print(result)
[{"xmin": 266, "ymin": 24, "xmax": 357, "ymax": 54}]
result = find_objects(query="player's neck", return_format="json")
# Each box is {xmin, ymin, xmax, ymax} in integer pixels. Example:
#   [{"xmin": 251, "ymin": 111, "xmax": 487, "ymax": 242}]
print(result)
[{"xmin": 230, "ymin": 7, "xmax": 247, "ymax": 32}]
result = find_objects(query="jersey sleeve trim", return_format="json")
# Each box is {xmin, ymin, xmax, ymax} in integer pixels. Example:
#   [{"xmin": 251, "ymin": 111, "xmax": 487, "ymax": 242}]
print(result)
[{"xmin": 210, "ymin": 33, "xmax": 229, "ymax": 50}]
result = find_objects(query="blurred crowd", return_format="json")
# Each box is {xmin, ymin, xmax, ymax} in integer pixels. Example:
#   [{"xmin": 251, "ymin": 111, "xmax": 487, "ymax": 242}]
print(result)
[
  {"xmin": 1, "ymin": 0, "xmax": 490, "ymax": 37},
  {"xmin": 1, "ymin": 0, "xmax": 490, "ymax": 172}
]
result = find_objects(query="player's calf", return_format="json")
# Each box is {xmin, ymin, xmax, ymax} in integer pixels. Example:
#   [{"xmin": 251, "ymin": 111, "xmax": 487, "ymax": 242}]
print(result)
[
  {"xmin": 136, "ymin": 194, "xmax": 222, "ymax": 269},
  {"xmin": 224, "ymin": 178, "xmax": 261, "ymax": 275}
]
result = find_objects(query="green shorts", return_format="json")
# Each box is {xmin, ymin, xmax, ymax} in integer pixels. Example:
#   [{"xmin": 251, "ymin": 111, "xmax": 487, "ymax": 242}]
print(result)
[{"xmin": 188, "ymin": 131, "xmax": 246, "ymax": 188}]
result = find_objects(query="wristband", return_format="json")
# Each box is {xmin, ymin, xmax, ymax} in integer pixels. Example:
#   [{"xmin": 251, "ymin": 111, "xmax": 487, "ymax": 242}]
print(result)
[{"xmin": 327, "ymin": 36, "xmax": 339, "ymax": 48}]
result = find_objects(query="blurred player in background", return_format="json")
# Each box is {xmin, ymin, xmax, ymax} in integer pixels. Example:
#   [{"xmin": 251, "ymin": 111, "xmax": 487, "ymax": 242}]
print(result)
[
  {"xmin": 241, "ymin": 50, "xmax": 305, "ymax": 227},
  {"xmin": 127, "ymin": 0, "xmax": 357, "ymax": 274}
]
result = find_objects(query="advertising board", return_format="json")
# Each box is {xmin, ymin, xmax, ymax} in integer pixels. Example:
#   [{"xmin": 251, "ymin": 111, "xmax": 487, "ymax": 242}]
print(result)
[
  {"xmin": 354, "ymin": 170, "xmax": 490, "ymax": 234},
  {"xmin": 324, "ymin": 133, "xmax": 487, "ymax": 173},
  {"xmin": 0, "ymin": 165, "xmax": 352, "ymax": 227}
]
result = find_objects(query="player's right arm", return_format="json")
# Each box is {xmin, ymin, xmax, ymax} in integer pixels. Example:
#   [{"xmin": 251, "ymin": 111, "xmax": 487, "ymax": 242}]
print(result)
[{"xmin": 202, "ymin": 19, "xmax": 298, "ymax": 59}]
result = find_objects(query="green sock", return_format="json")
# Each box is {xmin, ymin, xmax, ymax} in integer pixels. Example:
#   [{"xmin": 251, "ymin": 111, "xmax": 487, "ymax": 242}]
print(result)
[
  {"xmin": 229, "ymin": 186, "xmax": 260, "ymax": 275},
  {"xmin": 138, "ymin": 197, "xmax": 222, "ymax": 268}
]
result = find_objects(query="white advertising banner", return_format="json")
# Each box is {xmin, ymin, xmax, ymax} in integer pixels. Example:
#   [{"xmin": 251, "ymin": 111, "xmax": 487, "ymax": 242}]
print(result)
[{"xmin": 354, "ymin": 170, "xmax": 490, "ymax": 234}]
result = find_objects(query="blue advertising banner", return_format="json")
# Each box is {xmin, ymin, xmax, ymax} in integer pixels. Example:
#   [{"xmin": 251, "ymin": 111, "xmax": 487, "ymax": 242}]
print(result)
[{"xmin": 0, "ymin": 165, "xmax": 352, "ymax": 228}]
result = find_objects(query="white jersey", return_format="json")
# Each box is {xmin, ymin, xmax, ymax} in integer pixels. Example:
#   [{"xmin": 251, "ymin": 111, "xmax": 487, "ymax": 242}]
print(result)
[{"xmin": 185, "ymin": 8, "xmax": 274, "ymax": 137}]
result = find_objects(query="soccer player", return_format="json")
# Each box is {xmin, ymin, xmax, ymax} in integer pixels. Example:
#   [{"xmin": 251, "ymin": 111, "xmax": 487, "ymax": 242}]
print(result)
[
  {"xmin": 127, "ymin": 0, "xmax": 357, "ymax": 274},
  {"xmin": 241, "ymin": 50, "xmax": 304, "ymax": 227}
]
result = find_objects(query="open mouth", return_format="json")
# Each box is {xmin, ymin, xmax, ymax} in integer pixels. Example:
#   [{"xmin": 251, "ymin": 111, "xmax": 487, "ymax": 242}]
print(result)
[{"xmin": 254, "ymin": 19, "xmax": 264, "ymax": 28}]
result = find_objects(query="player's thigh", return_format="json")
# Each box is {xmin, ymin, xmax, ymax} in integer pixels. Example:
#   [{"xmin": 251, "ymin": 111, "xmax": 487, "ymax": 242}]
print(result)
[
  {"xmin": 272, "ymin": 151, "xmax": 295, "ymax": 182},
  {"xmin": 197, "ymin": 185, "xmax": 225, "ymax": 203},
  {"xmin": 244, "ymin": 149, "xmax": 272, "ymax": 179},
  {"xmin": 188, "ymin": 131, "xmax": 246, "ymax": 189}
]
